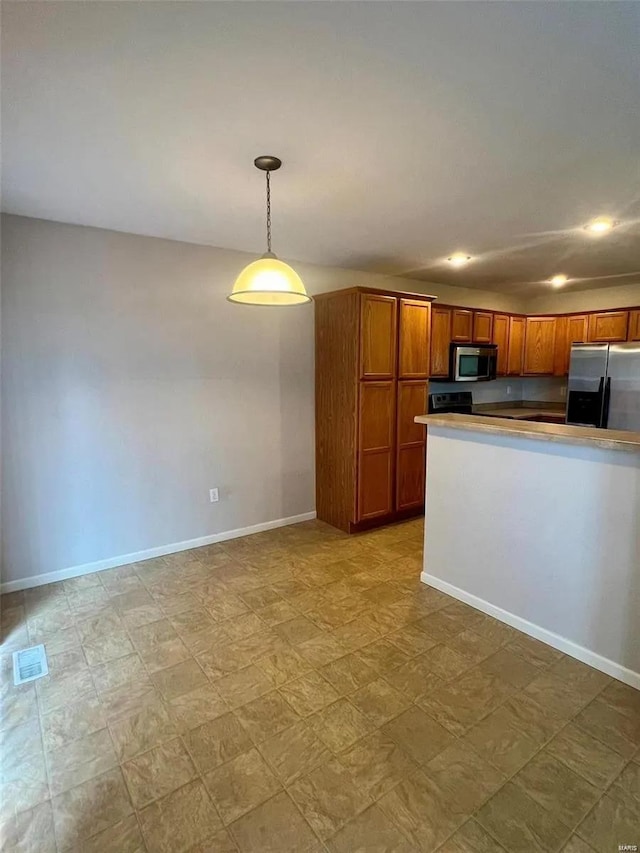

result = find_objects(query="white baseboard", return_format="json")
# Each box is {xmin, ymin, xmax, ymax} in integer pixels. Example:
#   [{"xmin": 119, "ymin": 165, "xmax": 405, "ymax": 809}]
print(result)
[
  {"xmin": 1, "ymin": 512, "xmax": 317, "ymax": 594},
  {"xmin": 421, "ymin": 571, "xmax": 640, "ymax": 691}
]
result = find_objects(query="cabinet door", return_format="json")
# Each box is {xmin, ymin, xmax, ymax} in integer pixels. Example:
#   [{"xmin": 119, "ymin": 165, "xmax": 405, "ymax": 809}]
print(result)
[
  {"xmin": 360, "ymin": 294, "xmax": 397, "ymax": 379},
  {"xmin": 357, "ymin": 382, "xmax": 395, "ymax": 520},
  {"xmin": 493, "ymin": 314, "xmax": 510, "ymax": 376},
  {"xmin": 430, "ymin": 306, "xmax": 452, "ymax": 377},
  {"xmin": 507, "ymin": 317, "xmax": 525, "ymax": 375},
  {"xmin": 524, "ymin": 317, "xmax": 556, "ymax": 375},
  {"xmin": 473, "ymin": 311, "xmax": 494, "ymax": 344},
  {"xmin": 554, "ymin": 314, "xmax": 589, "ymax": 376},
  {"xmin": 396, "ymin": 380, "xmax": 427, "ymax": 511},
  {"xmin": 451, "ymin": 309, "xmax": 473, "ymax": 342},
  {"xmin": 587, "ymin": 311, "xmax": 629, "ymax": 342},
  {"xmin": 398, "ymin": 299, "xmax": 430, "ymax": 379},
  {"xmin": 629, "ymin": 309, "xmax": 640, "ymax": 341}
]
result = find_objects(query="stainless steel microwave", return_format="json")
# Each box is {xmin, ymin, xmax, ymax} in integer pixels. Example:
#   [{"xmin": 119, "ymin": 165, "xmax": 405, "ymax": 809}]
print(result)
[{"xmin": 449, "ymin": 343, "xmax": 497, "ymax": 382}]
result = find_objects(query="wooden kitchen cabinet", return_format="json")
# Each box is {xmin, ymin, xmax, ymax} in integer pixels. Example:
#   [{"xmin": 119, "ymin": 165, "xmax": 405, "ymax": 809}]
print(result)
[
  {"xmin": 398, "ymin": 298, "xmax": 431, "ymax": 378},
  {"xmin": 451, "ymin": 309, "xmax": 473, "ymax": 342},
  {"xmin": 473, "ymin": 311, "xmax": 494, "ymax": 344},
  {"xmin": 629, "ymin": 310, "xmax": 640, "ymax": 341},
  {"xmin": 507, "ymin": 316, "xmax": 525, "ymax": 375},
  {"xmin": 554, "ymin": 314, "xmax": 589, "ymax": 376},
  {"xmin": 524, "ymin": 317, "xmax": 557, "ymax": 375},
  {"xmin": 492, "ymin": 314, "xmax": 510, "ymax": 376},
  {"xmin": 587, "ymin": 311, "xmax": 629, "ymax": 343},
  {"xmin": 315, "ymin": 286, "xmax": 434, "ymax": 533},
  {"xmin": 396, "ymin": 380, "xmax": 428, "ymax": 511},
  {"xmin": 360, "ymin": 293, "xmax": 397, "ymax": 379},
  {"xmin": 430, "ymin": 305, "xmax": 452, "ymax": 377}
]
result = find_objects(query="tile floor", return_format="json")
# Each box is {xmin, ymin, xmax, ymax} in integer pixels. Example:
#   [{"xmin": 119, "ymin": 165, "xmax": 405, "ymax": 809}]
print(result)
[{"xmin": 1, "ymin": 518, "xmax": 639, "ymax": 852}]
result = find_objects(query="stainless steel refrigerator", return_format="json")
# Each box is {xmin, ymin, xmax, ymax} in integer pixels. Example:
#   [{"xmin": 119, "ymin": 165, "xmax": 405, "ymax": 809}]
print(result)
[{"xmin": 566, "ymin": 342, "xmax": 640, "ymax": 430}]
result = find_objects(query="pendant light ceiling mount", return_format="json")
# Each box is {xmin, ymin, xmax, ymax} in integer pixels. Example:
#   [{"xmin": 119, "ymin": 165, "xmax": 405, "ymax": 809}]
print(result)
[{"xmin": 227, "ymin": 155, "xmax": 311, "ymax": 306}]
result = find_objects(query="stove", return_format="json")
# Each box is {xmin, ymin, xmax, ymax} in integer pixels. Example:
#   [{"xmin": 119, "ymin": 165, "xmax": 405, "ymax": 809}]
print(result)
[{"xmin": 428, "ymin": 390, "xmax": 473, "ymax": 415}]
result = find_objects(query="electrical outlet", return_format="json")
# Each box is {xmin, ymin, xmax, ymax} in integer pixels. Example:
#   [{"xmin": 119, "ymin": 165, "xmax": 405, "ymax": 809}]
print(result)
[
  {"xmin": 209, "ymin": 488, "xmax": 219, "ymax": 503},
  {"xmin": 560, "ymin": 386, "xmax": 567, "ymax": 399},
  {"xmin": 506, "ymin": 385, "xmax": 512, "ymax": 395}
]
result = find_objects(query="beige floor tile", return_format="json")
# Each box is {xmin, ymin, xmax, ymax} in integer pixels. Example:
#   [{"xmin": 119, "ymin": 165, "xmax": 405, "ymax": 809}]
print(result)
[
  {"xmin": 204, "ymin": 747, "xmax": 282, "ymax": 824},
  {"xmin": 239, "ymin": 587, "xmax": 282, "ymax": 610},
  {"xmin": 186, "ymin": 828, "xmax": 239, "ymax": 852},
  {"xmin": 183, "ymin": 712, "xmax": 253, "ymax": 773},
  {"xmin": 477, "ymin": 647, "xmax": 540, "ymax": 688},
  {"xmin": 418, "ymin": 644, "xmax": 474, "ymax": 682},
  {"xmin": 354, "ymin": 640, "xmax": 410, "ymax": 675},
  {"xmin": 608, "ymin": 760, "xmax": 640, "ymax": 813},
  {"xmin": 111, "ymin": 589, "xmax": 163, "ymax": 630},
  {"xmin": 258, "ymin": 720, "xmax": 331, "ymax": 785},
  {"xmin": 108, "ymin": 698, "xmax": 178, "ymax": 761},
  {"xmin": 296, "ymin": 633, "xmax": 347, "ymax": 667},
  {"xmin": 338, "ymin": 730, "xmax": 417, "ymax": 800},
  {"xmin": 46, "ymin": 728, "xmax": 118, "ymax": 796},
  {"xmin": 229, "ymin": 791, "xmax": 322, "ymax": 853},
  {"xmin": 351, "ymin": 677, "xmax": 411, "ymax": 726},
  {"xmin": 331, "ymin": 617, "xmax": 381, "ymax": 653},
  {"xmin": 444, "ymin": 628, "xmax": 502, "ymax": 665},
  {"xmin": 437, "ymin": 818, "xmax": 508, "ymax": 852},
  {"xmin": 289, "ymin": 756, "xmax": 371, "ymax": 839},
  {"xmin": 99, "ymin": 678, "xmax": 158, "ymax": 722},
  {"xmin": 130, "ymin": 618, "xmax": 190, "ymax": 672},
  {"xmin": 559, "ymin": 836, "xmax": 596, "ymax": 853},
  {"xmin": 169, "ymin": 606, "xmax": 217, "ymax": 637},
  {"xmin": 382, "ymin": 706, "xmax": 454, "ymax": 766},
  {"xmin": 280, "ymin": 671, "xmax": 340, "ymax": 717},
  {"xmin": 214, "ymin": 664, "xmax": 272, "ymax": 709},
  {"xmin": 255, "ymin": 646, "xmax": 310, "ymax": 686},
  {"xmin": 254, "ymin": 600, "xmax": 299, "ymax": 627},
  {"xmin": 378, "ymin": 768, "xmax": 464, "ymax": 851},
  {"xmin": 3, "ymin": 800, "xmax": 57, "ymax": 853},
  {"xmin": 197, "ymin": 642, "xmax": 254, "ymax": 680},
  {"xmin": 100, "ymin": 566, "xmax": 144, "ymax": 597},
  {"xmin": 51, "ymin": 767, "xmax": 133, "ymax": 849},
  {"xmin": 415, "ymin": 609, "xmax": 469, "ymax": 642},
  {"xmin": 523, "ymin": 671, "xmax": 606, "ymax": 720},
  {"xmin": 36, "ymin": 669, "xmax": 96, "ymax": 714},
  {"xmin": 513, "ymin": 751, "xmax": 600, "ymax": 828},
  {"xmin": 167, "ymin": 682, "xmax": 228, "ymax": 732},
  {"xmin": 91, "ymin": 653, "xmax": 146, "ymax": 694},
  {"xmin": 476, "ymin": 781, "xmax": 571, "ymax": 853},
  {"xmin": 422, "ymin": 742, "xmax": 505, "ymax": 817},
  {"xmin": 546, "ymin": 657, "xmax": 611, "ymax": 693},
  {"xmin": 319, "ymin": 653, "xmax": 378, "ymax": 695},
  {"xmin": 234, "ymin": 690, "xmax": 300, "ymax": 743},
  {"xmin": 418, "ymin": 667, "xmax": 513, "ymax": 736},
  {"xmin": 574, "ymin": 696, "xmax": 640, "ymax": 758},
  {"xmin": 204, "ymin": 593, "xmax": 250, "ymax": 623},
  {"xmin": 0, "ymin": 682, "xmax": 39, "ymax": 732},
  {"xmin": 182, "ymin": 624, "xmax": 233, "ymax": 657},
  {"xmin": 327, "ymin": 803, "xmax": 416, "ymax": 853},
  {"xmin": 138, "ymin": 778, "xmax": 222, "ymax": 853},
  {"xmin": 576, "ymin": 794, "xmax": 640, "ymax": 853},
  {"xmin": 222, "ymin": 612, "xmax": 267, "ymax": 642},
  {"xmin": 121, "ymin": 736, "xmax": 197, "ymax": 808},
  {"xmin": 309, "ymin": 698, "xmax": 374, "ymax": 753},
  {"xmin": 545, "ymin": 722, "xmax": 627, "ymax": 789},
  {"xmin": 41, "ymin": 694, "xmax": 106, "ymax": 752},
  {"xmin": 506, "ymin": 634, "xmax": 564, "ymax": 669},
  {"xmin": 47, "ymin": 647, "xmax": 89, "ymax": 679},
  {"xmin": 384, "ymin": 654, "xmax": 443, "ymax": 702},
  {"xmin": 274, "ymin": 615, "xmax": 322, "ymax": 645},
  {"xmin": 150, "ymin": 658, "xmax": 208, "ymax": 700}
]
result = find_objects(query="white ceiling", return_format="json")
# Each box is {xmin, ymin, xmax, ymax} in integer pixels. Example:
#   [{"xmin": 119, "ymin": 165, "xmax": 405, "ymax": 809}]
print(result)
[{"xmin": 2, "ymin": 1, "xmax": 640, "ymax": 295}]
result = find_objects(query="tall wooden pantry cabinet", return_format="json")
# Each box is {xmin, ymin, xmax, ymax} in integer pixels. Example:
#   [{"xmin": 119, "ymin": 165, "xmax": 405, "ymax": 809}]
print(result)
[{"xmin": 314, "ymin": 287, "xmax": 434, "ymax": 533}]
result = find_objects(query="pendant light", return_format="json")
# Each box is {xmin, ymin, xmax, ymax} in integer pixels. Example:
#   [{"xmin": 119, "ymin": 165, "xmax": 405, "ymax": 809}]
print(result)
[{"xmin": 227, "ymin": 156, "xmax": 311, "ymax": 306}]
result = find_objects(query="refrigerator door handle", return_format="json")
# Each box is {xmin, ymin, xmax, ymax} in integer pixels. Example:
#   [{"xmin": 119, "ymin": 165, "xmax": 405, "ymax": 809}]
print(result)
[{"xmin": 602, "ymin": 376, "xmax": 611, "ymax": 429}]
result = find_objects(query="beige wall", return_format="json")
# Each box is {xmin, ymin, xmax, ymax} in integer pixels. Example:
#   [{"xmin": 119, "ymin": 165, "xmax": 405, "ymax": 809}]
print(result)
[
  {"xmin": 524, "ymin": 282, "xmax": 640, "ymax": 315},
  {"xmin": 1, "ymin": 214, "xmax": 518, "ymax": 586}
]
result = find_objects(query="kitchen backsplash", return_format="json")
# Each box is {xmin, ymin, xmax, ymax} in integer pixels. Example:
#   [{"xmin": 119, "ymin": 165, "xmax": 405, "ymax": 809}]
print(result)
[{"xmin": 430, "ymin": 377, "xmax": 567, "ymax": 404}]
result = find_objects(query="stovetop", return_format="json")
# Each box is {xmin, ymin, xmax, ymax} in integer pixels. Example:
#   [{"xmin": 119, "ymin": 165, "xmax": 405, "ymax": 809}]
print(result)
[{"xmin": 428, "ymin": 391, "xmax": 473, "ymax": 415}]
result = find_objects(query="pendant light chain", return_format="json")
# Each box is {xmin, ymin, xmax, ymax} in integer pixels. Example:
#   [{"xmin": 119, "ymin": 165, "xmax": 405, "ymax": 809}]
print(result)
[{"xmin": 266, "ymin": 170, "xmax": 272, "ymax": 253}]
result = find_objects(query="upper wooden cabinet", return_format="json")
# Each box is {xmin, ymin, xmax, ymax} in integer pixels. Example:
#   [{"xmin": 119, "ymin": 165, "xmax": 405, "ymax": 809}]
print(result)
[
  {"xmin": 629, "ymin": 310, "xmax": 640, "ymax": 341},
  {"xmin": 473, "ymin": 311, "xmax": 494, "ymax": 344},
  {"xmin": 587, "ymin": 311, "xmax": 629, "ymax": 343},
  {"xmin": 451, "ymin": 309, "xmax": 473, "ymax": 342},
  {"xmin": 524, "ymin": 317, "xmax": 557, "ymax": 375},
  {"xmin": 398, "ymin": 298, "xmax": 431, "ymax": 379},
  {"xmin": 507, "ymin": 316, "xmax": 525, "ymax": 375},
  {"xmin": 554, "ymin": 314, "xmax": 589, "ymax": 376},
  {"xmin": 492, "ymin": 314, "xmax": 510, "ymax": 376},
  {"xmin": 360, "ymin": 293, "xmax": 397, "ymax": 379},
  {"xmin": 430, "ymin": 306, "xmax": 452, "ymax": 377}
]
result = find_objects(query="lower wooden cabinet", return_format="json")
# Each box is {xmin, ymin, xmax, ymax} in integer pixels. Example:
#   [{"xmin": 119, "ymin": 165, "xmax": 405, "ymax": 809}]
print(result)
[{"xmin": 396, "ymin": 380, "xmax": 427, "ymax": 512}]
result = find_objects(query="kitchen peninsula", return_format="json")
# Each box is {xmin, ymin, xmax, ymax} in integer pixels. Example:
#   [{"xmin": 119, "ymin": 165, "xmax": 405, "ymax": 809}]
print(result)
[{"xmin": 415, "ymin": 412, "xmax": 640, "ymax": 688}]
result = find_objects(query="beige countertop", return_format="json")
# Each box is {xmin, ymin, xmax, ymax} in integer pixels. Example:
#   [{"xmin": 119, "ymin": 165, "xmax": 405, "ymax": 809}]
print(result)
[
  {"xmin": 414, "ymin": 412, "xmax": 640, "ymax": 452},
  {"xmin": 472, "ymin": 406, "xmax": 565, "ymax": 420}
]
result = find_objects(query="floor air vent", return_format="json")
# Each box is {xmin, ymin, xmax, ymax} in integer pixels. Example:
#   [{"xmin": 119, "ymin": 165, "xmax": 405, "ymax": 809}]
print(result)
[{"xmin": 13, "ymin": 644, "xmax": 49, "ymax": 685}]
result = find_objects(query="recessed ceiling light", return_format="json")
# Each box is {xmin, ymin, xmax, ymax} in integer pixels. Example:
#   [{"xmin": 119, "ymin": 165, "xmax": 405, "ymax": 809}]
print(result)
[
  {"xmin": 584, "ymin": 216, "xmax": 616, "ymax": 235},
  {"xmin": 447, "ymin": 253, "xmax": 472, "ymax": 268},
  {"xmin": 550, "ymin": 274, "xmax": 568, "ymax": 287}
]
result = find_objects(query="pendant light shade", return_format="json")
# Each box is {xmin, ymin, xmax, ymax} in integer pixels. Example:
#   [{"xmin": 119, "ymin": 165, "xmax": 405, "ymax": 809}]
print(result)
[{"xmin": 227, "ymin": 156, "xmax": 311, "ymax": 306}]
